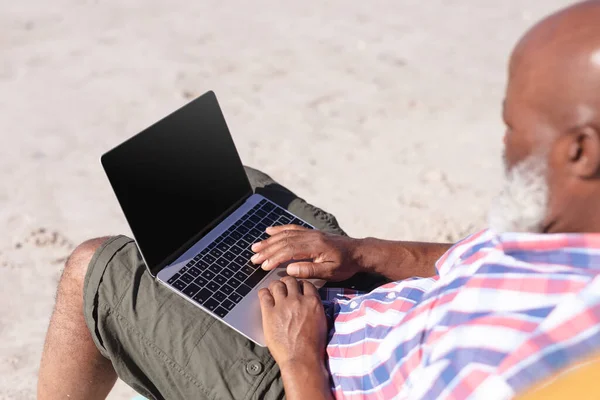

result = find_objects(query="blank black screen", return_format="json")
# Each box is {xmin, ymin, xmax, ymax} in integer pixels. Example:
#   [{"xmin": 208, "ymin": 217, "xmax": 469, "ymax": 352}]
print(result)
[{"xmin": 101, "ymin": 91, "xmax": 251, "ymax": 274}]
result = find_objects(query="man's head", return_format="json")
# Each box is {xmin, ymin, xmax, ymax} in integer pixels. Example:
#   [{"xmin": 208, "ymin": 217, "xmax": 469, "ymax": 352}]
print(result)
[{"xmin": 490, "ymin": 0, "xmax": 600, "ymax": 234}]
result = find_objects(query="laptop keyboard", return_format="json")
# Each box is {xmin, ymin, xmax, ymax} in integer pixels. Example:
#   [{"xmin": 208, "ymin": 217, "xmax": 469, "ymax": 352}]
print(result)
[{"xmin": 166, "ymin": 199, "xmax": 312, "ymax": 318}]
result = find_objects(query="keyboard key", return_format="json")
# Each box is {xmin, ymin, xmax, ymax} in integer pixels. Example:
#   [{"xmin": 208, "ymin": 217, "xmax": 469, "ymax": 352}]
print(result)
[
  {"xmin": 238, "ymin": 239, "xmax": 250, "ymax": 249},
  {"xmin": 259, "ymin": 199, "xmax": 267, "ymax": 206},
  {"xmin": 245, "ymin": 268, "xmax": 269, "ymax": 288},
  {"xmin": 214, "ymin": 275, "xmax": 226, "ymax": 285},
  {"xmin": 223, "ymin": 251, "xmax": 235, "ymax": 261},
  {"xmin": 196, "ymin": 259, "xmax": 209, "ymax": 269},
  {"xmin": 213, "ymin": 291, "xmax": 227, "ymax": 302},
  {"xmin": 272, "ymin": 207, "xmax": 283, "ymax": 216},
  {"xmin": 193, "ymin": 255, "xmax": 202, "ymax": 261},
  {"xmin": 228, "ymin": 277, "xmax": 242, "ymax": 288},
  {"xmin": 207, "ymin": 281, "xmax": 219, "ymax": 292},
  {"xmin": 210, "ymin": 249, "xmax": 223, "ymax": 258},
  {"xmin": 257, "ymin": 222, "xmax": 268, "ymax": 232},
  {"xmin": 208, "ymin": 242, "xmax": 216, "ymax": 250},
  {"xmin": 173, "ymin": 280, "xmax": 186, "ymax": 290},
  {"xmin": 221, "ymin": 299, "xmax": 235, "ymax": 310},
  {"xmin": 292, "ymin": 218, "xmax": 304, "ymax": 226},
  {"xmin": 201, "ymin": 270, "xmax": 215, "ymax": 280},
  {"xmin": 214, "ymin": 306, "xmax": 229, "ymax": 318},
  {"xmin": 229, "ymin": 292, "xmax": 243, "ymax": 304},
  {"xmin": 249, "ymin": 215, "xmax": 260, "ymax": 223},
  {"xmin": 302, "ymin": 223, "xmax": 312, "ymax": 229},
  {"xmin": 208, "ymin": 264, "xmax": 221, "ymax": 274},
  {"xmin": 204, "ymin": 298, "xmax": 219, "ymax": 311},
  {"xmin": 230, "ymin": 245, "xmax": 242, "ymax": 255},
  {"xmin": 263, "ymin": 202, "xmax": 275, "ymax": 211},
  {"xmin": 221, "ymin": 268, "xmax": 234, "ymax": 279},
  {"xmin": 224, "ymin": 236, "xmax": 236, "ymax": 246},
  {"xmin": 186, "ymin": 260, "xmax": 195, "ymax": 267},
  {"xmin": 249, "ymin": 228, "xmax": 261, "ymax": 237},
  {"xmin": 279, "ymin": 215, "xmax": 292, "ymax": 224},
  {"xmin": 235, "ymin": 256, "xmax": 247, "ymax": 266},
  {"xmin": 242, "ymin": 220, "xmax": 254, "ymax": 229},
  {"xmin": 203, "ymin": 254, "xmax": 216, "ymax": 264},
  {"xmin": 219, "ymin": 258, "xmax": 232, "ymax": 269},
  {"xmin": 243, "ymin": 234, "xmax": 255, "ymax": 243},
  {"xmin": 234, "ymin": 271, "xmax": 248, "ymax": 282},
  {"xmin": 236, "ymin": 284, "xmax": 252, "ymax": 296},
  {"xmin": 193, "ymin": 289, "xmax": 212, "ymax": 304},
  {"xmin": 179, "ymin": 266, "xmax": 189, "ymax": 274},
  {"xmin": 255, "ymin": 209, "xmax": 267, "ymax": 218},
  {"xmin": 200, "ymin": 248, "xmax": 210, "ymax": 255},
  {"xmin": 180, "ymin": 273, "xmax": 194, "ymax": 284},
  {"xmin": 183, "ymin": 283, "xmax": 201, "ymax": 297},
  {"xmin": 230, "ymin": 231, "xmax": 242, "ymax": 240},
  {"xmin": 241, "ymin": 214, "xmax": 249, "ymax": 220},
  {"xmin": 167, "ymin": 273, "xmax": 181, "ymax": 284},
  {"xmin": 238, "ymin": 226, "xmax": 249, "ymax": 234},
  {"xmin": 188, "ymin": 267, "xmax": 201, "ymax": 277},
  {"xmin": 259, "ymin": 233, "xmax": 269, "ymax": 241},
  {"xmin": 242, "ymin": 250, "xmax": 254, "ymax": 259},
  {"xmin": 217, "ymin": 242, "xmax": 229, "ymax": 252},
  {"xmin": 215, "ymin": 235, "xmax": 224, "ymax": 243},
  {"xmin": 221, "ymin": 284, "xmax": 234, "ymax": 294},
  {"xmin": 241, "ymin": 264, "xmax": 255, "ymax": 276},
  {"xmin": 194, "ymin": 276, "xmax": 208, "ymax": 287}
]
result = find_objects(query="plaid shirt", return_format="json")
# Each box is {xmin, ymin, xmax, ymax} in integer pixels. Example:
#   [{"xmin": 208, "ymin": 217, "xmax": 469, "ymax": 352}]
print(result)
[{"xmin": 319, "ymin": 229, "xmax": 600, "ymax": 399}]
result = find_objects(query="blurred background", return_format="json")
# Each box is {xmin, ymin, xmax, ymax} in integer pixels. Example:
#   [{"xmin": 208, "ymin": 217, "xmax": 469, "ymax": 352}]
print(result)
[{"xmin": 0, "ymin": 0, "xmax": 573, "ymax": 398}]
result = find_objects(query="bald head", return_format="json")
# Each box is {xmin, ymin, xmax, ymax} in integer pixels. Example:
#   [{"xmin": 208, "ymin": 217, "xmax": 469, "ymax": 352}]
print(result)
[{"xmin": 500, "ymin": 1, "xmax": 600, "ymax": 233}]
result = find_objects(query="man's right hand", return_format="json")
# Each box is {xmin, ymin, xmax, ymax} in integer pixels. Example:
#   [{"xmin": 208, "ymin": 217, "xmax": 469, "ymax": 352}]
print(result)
[{"xmin": 250, "ymin": 225, "xmax": 361, "ymax": 281}]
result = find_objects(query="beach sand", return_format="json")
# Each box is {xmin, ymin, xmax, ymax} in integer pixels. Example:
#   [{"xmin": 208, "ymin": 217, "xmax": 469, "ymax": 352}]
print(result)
[{"xmin": 0, "ymin": 0, "xmax": 572, "ymax": 398}]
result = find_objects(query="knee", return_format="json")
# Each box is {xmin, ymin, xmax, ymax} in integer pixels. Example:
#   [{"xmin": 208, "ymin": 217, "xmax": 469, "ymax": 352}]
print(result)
[{"xmin": 58, "ymin": 236, "xmax": 112, "ymax": 301}]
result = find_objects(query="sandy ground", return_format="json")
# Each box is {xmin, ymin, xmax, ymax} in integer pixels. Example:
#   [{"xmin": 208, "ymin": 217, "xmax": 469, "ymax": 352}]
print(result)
[{"xmin": 0, "ymin": 0, "xmax": 574, "ymax": 398}]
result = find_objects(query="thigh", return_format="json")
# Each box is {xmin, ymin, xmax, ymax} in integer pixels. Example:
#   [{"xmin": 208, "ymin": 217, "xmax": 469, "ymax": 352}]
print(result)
[
  {"xmin": 84, "ymin": 236, "xmax": 283, "ymax": 400},
  {"xmin": 244, "ymin": 166, "xmax": 346, "ymax": 236}
]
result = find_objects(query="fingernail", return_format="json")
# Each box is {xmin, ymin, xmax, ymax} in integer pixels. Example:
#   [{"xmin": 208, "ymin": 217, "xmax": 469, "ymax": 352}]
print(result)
[
  {"xmin": 251, "ymin": 243, "xmax": 260, "ymax": 251},
  {"xmin": 287, "ymin": 265, "xmax": 299, "ymax": 275},
  {"xmin": 251, "ymin": 254, "xmax": 259, "ymax": 262},
  {"xmin": 262, "ymin": 259, "xmax": 270, "ymax": 268},
  {"xmin": 265, "ymin": 227, "xmax": 274, "ymax": 233}
]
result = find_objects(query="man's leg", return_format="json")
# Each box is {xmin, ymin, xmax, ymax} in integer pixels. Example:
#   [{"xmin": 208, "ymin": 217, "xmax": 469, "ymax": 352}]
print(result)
[
  {"xmin": 38, "ymin": 237, "xmax": 117, "ymax": 400},
  {"xmin": 38, "ymin": 167, "xmax": 378, "ymax": 400}
]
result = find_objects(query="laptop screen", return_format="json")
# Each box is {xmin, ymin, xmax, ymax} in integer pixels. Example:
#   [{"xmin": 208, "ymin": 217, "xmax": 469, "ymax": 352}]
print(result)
[{"xmin": 101, "ymin": 91, "xmax": 252, "ymax": 274}]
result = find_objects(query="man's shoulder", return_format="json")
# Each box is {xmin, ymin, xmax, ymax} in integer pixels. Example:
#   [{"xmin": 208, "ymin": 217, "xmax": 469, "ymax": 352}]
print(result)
[{"xmin": 435, "ymin": 229, "xmax": 497, "ymax": 276}]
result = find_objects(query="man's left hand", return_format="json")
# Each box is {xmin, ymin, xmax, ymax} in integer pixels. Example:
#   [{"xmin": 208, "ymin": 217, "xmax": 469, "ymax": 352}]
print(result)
[{"xmin": 258, "ymin": 276, "xmax": 328, "ymax": 369}]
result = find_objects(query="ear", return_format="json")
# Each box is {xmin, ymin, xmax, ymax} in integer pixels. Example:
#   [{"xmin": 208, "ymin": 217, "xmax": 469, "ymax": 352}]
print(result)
[{"xmin": 566, "ymin": 125, "xmax": 600, "ymax": 178}]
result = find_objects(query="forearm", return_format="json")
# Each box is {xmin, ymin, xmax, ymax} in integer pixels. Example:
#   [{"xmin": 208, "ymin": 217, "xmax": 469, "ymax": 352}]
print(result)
[
  {"xmin": 279, "ymin": 359, "xmax": 334, "ymax": 400},
  {"xmin": 352, "ymin": 238, "xmax": 452, "ymax": 281}
]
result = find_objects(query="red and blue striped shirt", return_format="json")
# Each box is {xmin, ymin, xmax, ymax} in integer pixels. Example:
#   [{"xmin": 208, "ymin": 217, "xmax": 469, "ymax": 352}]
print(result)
[{"xmin": 320, "ymin": 230, "xmax": 600, "ymax": 399}]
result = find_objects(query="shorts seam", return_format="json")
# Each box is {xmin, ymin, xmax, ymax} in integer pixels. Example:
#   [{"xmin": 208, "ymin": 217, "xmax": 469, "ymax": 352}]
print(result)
[{"xmin": 112, "ymin": 310, "xmax": 216, "ymax": 400}]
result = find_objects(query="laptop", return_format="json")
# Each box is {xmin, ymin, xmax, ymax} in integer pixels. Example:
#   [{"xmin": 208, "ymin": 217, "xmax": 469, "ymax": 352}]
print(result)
[{"xmin": 101, "ymin": 91, "xmax": 324, "ymax": 346}]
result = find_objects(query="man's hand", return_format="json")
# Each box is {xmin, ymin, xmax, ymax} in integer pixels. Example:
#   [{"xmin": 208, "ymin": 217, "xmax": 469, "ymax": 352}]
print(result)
[
  {"xmin": 258, "ymin": 276, "xmax": 328, "ymax": 367},
  {"xmin": 258, "ymin": 276, "xmax": 333, "ymax": 400},
  {"xmin": 251, "ymin": 225, "xmax": 360, "ymax": 281}
]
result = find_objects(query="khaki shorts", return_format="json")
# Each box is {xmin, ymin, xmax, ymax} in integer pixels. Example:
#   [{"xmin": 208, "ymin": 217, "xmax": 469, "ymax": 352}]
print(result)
[{"xmin": 83, "ymin": 167, "xmax": 386, "ymax": 399}]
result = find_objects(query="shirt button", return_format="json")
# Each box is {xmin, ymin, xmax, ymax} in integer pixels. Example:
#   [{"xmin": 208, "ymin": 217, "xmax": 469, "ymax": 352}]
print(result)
[{"xmin": 246, "ymin": 360, "xmax": 263, "ymax": 376}]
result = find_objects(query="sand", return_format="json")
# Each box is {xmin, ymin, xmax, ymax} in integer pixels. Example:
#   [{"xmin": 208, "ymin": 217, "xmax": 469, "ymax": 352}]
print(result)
[{"xmin": 0, "ymin": 0, "xmax": 573, "ymax": 398}]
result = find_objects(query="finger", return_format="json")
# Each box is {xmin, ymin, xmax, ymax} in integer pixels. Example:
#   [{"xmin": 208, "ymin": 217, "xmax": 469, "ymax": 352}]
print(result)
[
  {"xmin": 265, "ymin": 224, "xmax": 308, "ymax": 235},
  {"xmin": 281, "ymin": 276, "xmax": 301, "ymax": 296},
  {"xmin": 286, "ymin": 262, "xmax": 320, "ymax": 279},
  {"xmin": 251, "ymin": 227, "xmax": 305, "ymax": 253},
  {"xmin": 300, "ymin": 280, "xmax": 320, "ymax": 297},
  {"xmin": 258, "ymin": 288, "xmax": 275, "ymax": 308},
  {"xmin": 252, "ymin": 236, "xmax": 312, "ymax": 269},
  {"xmin": 269, "ymin": 280, "xmax": 288, "ymax": 299}
]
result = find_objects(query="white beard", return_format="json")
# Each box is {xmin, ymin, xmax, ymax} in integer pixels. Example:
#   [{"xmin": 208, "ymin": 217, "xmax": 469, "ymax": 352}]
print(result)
[{"xmin": 488, "ymin": 154, "xmax": 549, "ymax": 233}]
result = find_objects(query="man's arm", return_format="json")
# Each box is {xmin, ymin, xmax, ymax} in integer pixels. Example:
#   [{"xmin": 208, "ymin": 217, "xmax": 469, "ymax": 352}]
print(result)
[
  {"xmin": 252, "ymin": 225, "xmax": 452, "ymax": 282},
  {"xmin": 279, "ymin": 360, "xmax": 333, "ymax": 400},
  {"xmin": 352, "ymin": 238, "xmax": 452, "ymax": 281}
]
